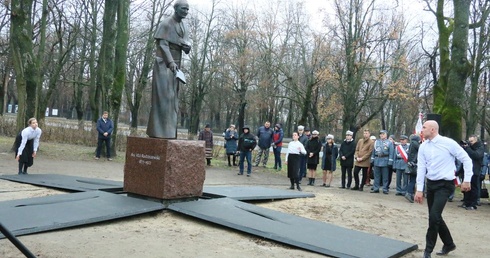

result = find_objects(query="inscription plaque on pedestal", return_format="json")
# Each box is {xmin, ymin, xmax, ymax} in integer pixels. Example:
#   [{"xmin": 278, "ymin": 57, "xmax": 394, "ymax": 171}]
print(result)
[{"xmin": 124, "ymin": 137, "xmax": 206, "ymax": 199}]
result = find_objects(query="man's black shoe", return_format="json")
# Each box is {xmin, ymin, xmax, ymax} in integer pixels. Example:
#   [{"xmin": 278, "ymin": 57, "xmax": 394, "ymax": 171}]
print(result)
[
  {"xmin": 423, "ymin": 251, "xmax": 432, "ymax": 258},
  {"xmin": 436, "ymin": 244, "xmax": 456, "ymax": 256}
]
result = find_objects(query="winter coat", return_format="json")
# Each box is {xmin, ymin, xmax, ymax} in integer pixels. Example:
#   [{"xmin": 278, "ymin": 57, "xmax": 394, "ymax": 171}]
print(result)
[
  {"xmin": 198, "ymin": 130, "xmax": 214, "ymax": 149},
  {"xmin": 393, "ymin": 143, "xmax": 409, "ymax": 170},
  {"xmin": 256, "ymin": 126, "xmax": 273, "ymax": 149},
  {"xmin": 465, "ymin": 140, "xmax": 484, "ymax": 175},
  {"xmin": 371, "ymin": 139, "xmax": 395, "ymax": 167},
  {"xmin": 96, "ymin": 117, "xmax": 113, "ymax": 139},
  {"xmin": 338, "ymin": 139, "xmax": 356, "ymax": 168},
  {"xmin": 272, "ymin": 128, "xmax": 284, "ymax": 147},
  {"xmin": 321, "ymin": 143, "xmax": 338, "ymax": 171},
  {"xmin": 238, "ymin": 132, "xmax": 257, "ymax": 152},
  {"xmin": 306, "ymin": 137, "xmax": 322, "ymax": 165},
  {"xmin": 407, "ymin": 136, "xmax": 420, "ymax": 174},
  {"xmin": 354, "ymin": 138, "xmax": 374, "ymax": 167},
  {"xmin": 299, "ymin": 133, "xmax": 310, "ymax": 147},
  {"xmin": 224, "ymin": 129, "xmax": 239, "ymax": 154}
]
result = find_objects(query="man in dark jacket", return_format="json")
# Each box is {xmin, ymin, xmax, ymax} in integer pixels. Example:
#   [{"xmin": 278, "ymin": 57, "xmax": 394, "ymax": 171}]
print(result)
[
  {"xmin": 298, "ymin": 126, "xmax": 311, "ymax": 179},
  {"xmin": 95, "ymin": 111, "xmax": 114, "ymax": 161},
  {"xmin": 405, "ymin": 134, "xmax": 420, "ymax": 203},
  {"xmin": 461, "ymin": 135, "xmax": 484, "ymax": 210},
  {"xmin": 254, "ymin": 121, "xmax": 273, "ymax": 167},
  {"xmin": 238, "ymin": 125, "xmax": 257, "ymax": 176},
  {"xmin": 339, "ymin": 130, "xmax": 356, "ymax": 189}
]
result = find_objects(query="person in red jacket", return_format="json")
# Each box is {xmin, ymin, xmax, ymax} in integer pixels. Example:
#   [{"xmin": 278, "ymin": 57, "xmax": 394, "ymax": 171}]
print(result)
[{"xmin": 272, "ymin": 124, "xmax": 284, "ymax": 171}]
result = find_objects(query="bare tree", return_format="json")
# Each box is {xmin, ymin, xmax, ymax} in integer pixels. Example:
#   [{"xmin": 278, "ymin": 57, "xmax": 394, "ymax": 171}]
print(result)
[
  {"xmin": 218, "ymin": 4, "xmax": 259, "ymax": 131},
  {"xmin": 425, "ymin": 0, "xmax": 488, "ymax": 139},
  {"xmin": 108, "ymin": 0, "xmax": 130, "ymax": 156},
  {"xmin": 466, "ymin": 0, "xmax": 490, "ymax": 137},
  {"xmin": 36, "ymin": 1, "xmax": 79, "ymax": 126},
  {"xmin": 10, "ymin": 0, "xmax": 39, "ymax": 131},
  {"xmin": 184, "ymin": 0, "xmax": 220, "ymax": 137},
  {"xmin": 125, "ymin": 0, "xmax": 169, "ymax": 135},
  {"xmin": 331, "ymin": 0, "xmax": 393, "ymax": 136}
]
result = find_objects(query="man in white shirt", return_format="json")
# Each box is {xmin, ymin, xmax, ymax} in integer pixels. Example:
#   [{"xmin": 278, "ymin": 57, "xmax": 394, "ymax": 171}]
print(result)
[
  {"xmin": 415, "ymin": 120, "xmax": 472, "ymax": 258},
  {"xmin": 15, "ymin": 118, "xmax": 42, "ymax": 174}
]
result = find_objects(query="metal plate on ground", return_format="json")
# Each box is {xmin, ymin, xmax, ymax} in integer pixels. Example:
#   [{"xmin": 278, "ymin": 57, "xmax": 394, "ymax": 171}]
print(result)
[
  {"xmin": 0, "ymin": 174, "xmax": 123, "ymax": 192},
  {"xmin": 169, "ymin": 198, "xmax": 417, "ymax": 258},
  {"xmin": 203, "ymin": 186, "xmax": 314, "ymax": 200},
  {"xmin": 0, "ymin": 191, "xmax": 164, "ymax": 239}
]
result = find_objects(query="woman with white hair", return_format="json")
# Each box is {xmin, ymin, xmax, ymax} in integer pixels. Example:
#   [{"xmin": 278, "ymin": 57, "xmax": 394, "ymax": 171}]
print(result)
[
  {"xmin": 305, "ymin": 130, "xmax": 322, "ymax": 186},
  {"xmin": 321, "ymin": 134, "xmax": 338, "ymax": 187}
]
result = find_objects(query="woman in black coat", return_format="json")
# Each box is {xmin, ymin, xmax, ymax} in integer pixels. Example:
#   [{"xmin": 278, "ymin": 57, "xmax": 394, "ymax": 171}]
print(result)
[
  {"xmin": 305, "ymin": 130, "xmax": 322, "ymax": 186},
  {"xmin": 338, "ymin": 130, "xmax": 356, "ymax": 189}
]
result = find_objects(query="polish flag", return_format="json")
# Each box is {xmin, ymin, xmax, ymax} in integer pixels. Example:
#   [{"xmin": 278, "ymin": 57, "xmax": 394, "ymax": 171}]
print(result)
[
  {"xmin": 415, "ymin": 113, "xmax": 424, "ymax": 142},
  {"xmin": 415, "ymin": 113, "xmax": 423, "ymax": 134},
  {"xmin": 396, "ymin": 145, "xmax": 408, "ymax": 163}
]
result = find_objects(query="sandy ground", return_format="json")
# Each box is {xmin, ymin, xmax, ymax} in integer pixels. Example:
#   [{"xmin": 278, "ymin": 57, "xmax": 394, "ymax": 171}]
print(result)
[{"xmin": 1, "ymin": 139, "xmax": 490, "ymax": 258}]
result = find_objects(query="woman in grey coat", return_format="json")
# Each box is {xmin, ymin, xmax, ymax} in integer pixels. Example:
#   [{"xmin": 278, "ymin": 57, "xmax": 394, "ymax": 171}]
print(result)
[{"xmin": 224, "ymin": 125, "xmax": 239, "ymax": 166}]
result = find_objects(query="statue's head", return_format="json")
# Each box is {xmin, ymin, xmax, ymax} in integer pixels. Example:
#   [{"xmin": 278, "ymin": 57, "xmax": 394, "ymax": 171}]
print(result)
[{"xmin": 174, "ymin": 0, "xmax": 189, "ymax": 19}]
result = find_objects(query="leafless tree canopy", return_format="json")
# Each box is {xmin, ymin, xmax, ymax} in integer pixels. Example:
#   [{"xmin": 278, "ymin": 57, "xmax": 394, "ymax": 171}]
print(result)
[{"xmin": 1, "ymin": 0, "xmax": 490, "ymax": 141}]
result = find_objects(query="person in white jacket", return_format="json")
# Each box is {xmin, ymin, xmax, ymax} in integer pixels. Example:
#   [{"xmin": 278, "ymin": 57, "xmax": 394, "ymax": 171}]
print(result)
[{"xmin": 285, "ymin": 132, "xmax": 307, "ymax": 191}]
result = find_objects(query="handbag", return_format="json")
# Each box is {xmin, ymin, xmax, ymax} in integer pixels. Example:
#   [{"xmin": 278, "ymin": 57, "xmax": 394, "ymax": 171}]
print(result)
[{"xmin": 481, "ymin": 182, "xmax": 489, "ymax": 199}]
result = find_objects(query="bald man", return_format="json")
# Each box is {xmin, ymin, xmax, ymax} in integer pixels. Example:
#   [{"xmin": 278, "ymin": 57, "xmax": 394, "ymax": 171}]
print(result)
[{"xmin": 415, "ymin": 120, "xmax": 473, "ymax": 258}]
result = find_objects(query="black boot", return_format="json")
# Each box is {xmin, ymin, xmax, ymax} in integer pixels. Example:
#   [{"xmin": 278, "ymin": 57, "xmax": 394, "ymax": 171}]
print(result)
[
  {"xmin": 233, "ymin": 155, "xmax": 237, "ymax": 166},
  {"xmin": 296, "ymin": 183, "xmax": 302, "ymax": 191},
  {"xmin": 289, "ymin": 178, "xmax": 295, "ymax": 190},
  {"xmin": 206, "ymin": 158, "xmax": 211, "ymax": 166},
  {"xmin": 312, "ymin": 178, "xmax": 315, "ymax": 186}
]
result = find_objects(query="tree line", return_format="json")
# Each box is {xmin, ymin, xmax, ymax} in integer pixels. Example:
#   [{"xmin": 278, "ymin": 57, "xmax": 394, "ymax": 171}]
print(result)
[{"xmin": 0, "ymin": 0, "xmax": 489, "ymax": 156}]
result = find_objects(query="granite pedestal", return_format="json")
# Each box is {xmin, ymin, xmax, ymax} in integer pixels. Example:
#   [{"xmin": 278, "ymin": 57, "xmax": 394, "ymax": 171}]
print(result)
[{"xmin": 124, "ymin": 137, "xmax": 206, "ymax": 199}]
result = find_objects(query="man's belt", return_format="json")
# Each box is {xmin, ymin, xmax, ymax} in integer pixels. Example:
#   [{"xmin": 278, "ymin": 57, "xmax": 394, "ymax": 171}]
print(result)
[{"xmin": 376, "ymin": 154, "xmax": 387, "ymax": 157}]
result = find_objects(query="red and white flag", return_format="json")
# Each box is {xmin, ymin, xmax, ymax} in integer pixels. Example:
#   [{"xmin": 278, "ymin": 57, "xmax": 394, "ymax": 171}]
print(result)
[
  {"xmin": 396, "ymin": 145, "xmax": 408, "ymax": 163},
  {"xmin": 415, "ymin": 113, "xmax": 423, "ymax": 134}
]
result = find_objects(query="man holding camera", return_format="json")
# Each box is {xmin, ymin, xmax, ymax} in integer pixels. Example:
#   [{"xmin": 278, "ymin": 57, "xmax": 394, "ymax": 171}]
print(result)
[{"xmin": 460, "ymin": 135, "xmax": 484, "ymax": 210}]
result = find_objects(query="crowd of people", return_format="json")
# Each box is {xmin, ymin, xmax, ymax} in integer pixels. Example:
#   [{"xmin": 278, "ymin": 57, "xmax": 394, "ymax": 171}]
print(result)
[{"xmin": 213, "ymin": 121, "xmax": 489, "ymax": 209}]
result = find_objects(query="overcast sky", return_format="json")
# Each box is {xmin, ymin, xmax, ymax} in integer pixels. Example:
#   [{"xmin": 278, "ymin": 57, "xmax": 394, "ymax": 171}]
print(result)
[{"xmin": 186, "ymin": 0, "xmax": 434, "ymax": 28}]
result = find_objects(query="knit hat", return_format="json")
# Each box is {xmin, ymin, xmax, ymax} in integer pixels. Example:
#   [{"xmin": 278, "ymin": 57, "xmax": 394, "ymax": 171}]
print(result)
[
  {"xmin": 275, "ymin": 124, "xmax": 281, "ymax": 129},
  {"xmin": 326, "ymin": 134, "xmax": 334, "ymax": 140}
]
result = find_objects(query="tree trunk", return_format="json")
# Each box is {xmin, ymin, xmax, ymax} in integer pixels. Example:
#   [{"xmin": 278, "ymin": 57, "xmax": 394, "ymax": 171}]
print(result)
[
  {"xmin": 95, "ymin": 0, "xmax": 117, "ymax": 118},
  {"xmin": 88, "ymin": 0, "xmax": 100, "ymax": 125},
  {"xmin": 433, "ymin": 0, "xmax": 471, "ymax": 139},
  {"xmin": 110, "ymin": 0, "xmax": 130, "ymax": 157},
  {"xmin": 10, "ymin": 0, "xmax": 38, "ymax": 131}
]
